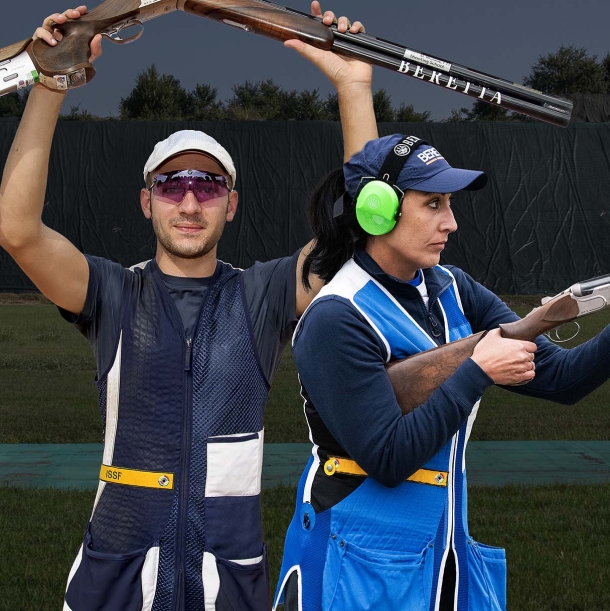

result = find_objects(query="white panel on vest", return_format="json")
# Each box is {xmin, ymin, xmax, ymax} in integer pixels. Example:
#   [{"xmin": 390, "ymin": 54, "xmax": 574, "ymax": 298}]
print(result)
[
  {"xmin": 273, "ymin": 565, "xmax": 302, "ymax": 611},
  {"xmin": 202, "ymin": 551, "xmax": 220, "ymax": 611},
  {"xmin": 141, "ymin": 546, "xmax": 160, "ymax": 611},
  {"xmin": 103, "ymin": 333, "xmax": 122, "ymax": 466},
  {"xmin": 205, "ymin": 429, "xmax": 264, "ymax": 497}
]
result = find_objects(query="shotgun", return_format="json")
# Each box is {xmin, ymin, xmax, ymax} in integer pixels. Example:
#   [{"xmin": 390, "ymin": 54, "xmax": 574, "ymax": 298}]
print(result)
[
  {"xmin": 387, "ymin": 273, "xmax": 610, "ymax": 414},
  {"xmin": 0, "ymin": 0, "xmax": 572, "ymax": 126}
]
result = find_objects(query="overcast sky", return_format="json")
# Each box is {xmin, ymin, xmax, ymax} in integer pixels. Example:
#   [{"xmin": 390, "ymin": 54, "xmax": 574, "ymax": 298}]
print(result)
[{"xmin": 5, "ymin": 0, "xmax": 610, "ymax": 119}]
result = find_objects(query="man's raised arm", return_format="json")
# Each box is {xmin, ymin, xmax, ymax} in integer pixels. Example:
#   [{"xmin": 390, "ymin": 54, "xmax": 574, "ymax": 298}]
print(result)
[
  {"xmin": 291, "ymin": 2, "xmax": 379, "ymax": 314},
  {"xmin": 287, "ymin": 2, "xmax": 378, "ymax": 161},
  {"xmin": 0, "ymin": 7, "xmax": 101, "ymax": 315}
]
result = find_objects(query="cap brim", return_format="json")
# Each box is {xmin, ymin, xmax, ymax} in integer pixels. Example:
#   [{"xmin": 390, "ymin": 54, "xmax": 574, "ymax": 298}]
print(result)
[
  {"xmin": 408, "ymin": 168, "xmax": 488, "ymax": 193},
  {"xmin": 147, "ymin": 150, "xmax": 232, "ymax": 187}
]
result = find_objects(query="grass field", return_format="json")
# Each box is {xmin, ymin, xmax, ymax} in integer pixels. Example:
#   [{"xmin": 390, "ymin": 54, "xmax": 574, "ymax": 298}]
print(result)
[
  {"xmin": 1, "ymin": 296, "xmax": 610, "ymax": 609},
  {"xmin": 1, "ymin": 484, "xmax": 609, "ymax": 611}
]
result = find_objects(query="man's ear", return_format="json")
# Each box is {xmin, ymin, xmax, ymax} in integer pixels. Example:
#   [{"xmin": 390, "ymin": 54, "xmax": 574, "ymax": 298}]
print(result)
[
  {"xmin": 226, "ymin": 190, "xmax": 239, "ymax": 223},
  {"xmin": 141, "ymin": 188, "xmax": 152, "ymax": 219}
]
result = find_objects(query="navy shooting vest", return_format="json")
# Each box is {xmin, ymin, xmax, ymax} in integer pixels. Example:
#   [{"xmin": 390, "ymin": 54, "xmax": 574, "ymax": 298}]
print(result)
[{"xmin": 63, "ymin": 259, "xmax": 271, "ymax": 611}]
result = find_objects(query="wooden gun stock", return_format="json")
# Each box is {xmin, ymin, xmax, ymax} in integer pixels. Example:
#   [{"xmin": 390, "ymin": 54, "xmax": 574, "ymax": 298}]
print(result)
[
  {"xmin": 28, "ymin": 1, "xmax": 140, "ymax": 87},
  {"xmin": 387, "ymin": 293, "xmax": 581, "ymax": 415},
  {"xmin": 0, "ymin": 0, "xmax": 177, "ymax": 93},
  {"xmin": 497, "ymin": 293, "xmax": 579, "ymax": 341},
  {"xmin": 386, "ymin": 331, "xmax": 487, "ymax": 416}
]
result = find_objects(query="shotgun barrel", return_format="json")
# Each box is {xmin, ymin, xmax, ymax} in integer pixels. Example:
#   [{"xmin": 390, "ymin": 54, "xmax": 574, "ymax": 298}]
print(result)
[
  {"xmin": 330, "ymin": 29, "xmax": 573, "ymax": 114},
  {"xmin": 331, "ymin": 38, "xmax": 571, "ymax": 127}
]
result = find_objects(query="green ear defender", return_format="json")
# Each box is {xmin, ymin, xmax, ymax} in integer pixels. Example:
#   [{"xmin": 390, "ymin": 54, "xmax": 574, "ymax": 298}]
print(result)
[
  {"xmin": 356, "ymin": 181, "xmax": 402, "ymax": 236},
  {"xmin": 352, "ymin": 136, "xmax": 429, "ymax": 236}
]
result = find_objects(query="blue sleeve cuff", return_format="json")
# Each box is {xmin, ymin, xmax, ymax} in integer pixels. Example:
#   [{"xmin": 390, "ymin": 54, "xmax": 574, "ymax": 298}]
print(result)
[
  {"xmin": 440, "ymin": 357, "xmax": 494, "ymax": 409},
  {"xmin": 57, "ymin": 255, "xmax": 97, "ymax": 326}
]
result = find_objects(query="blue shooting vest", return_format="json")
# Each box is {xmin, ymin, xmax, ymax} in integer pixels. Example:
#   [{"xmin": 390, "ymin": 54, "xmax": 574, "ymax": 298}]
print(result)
[
  {"xmin": 274, "ymin": 259, "xmax": 507, "ymax": 611},
  {"xmin": 63, "ymin": 260, "xmax": 270, "ymax": 611}
]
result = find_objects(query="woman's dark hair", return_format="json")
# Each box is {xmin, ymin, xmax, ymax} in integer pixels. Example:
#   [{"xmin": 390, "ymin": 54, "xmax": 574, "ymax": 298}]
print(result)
[{"xmin": 301, "ymin": 168, "xmax": 369, "ymax": 289}]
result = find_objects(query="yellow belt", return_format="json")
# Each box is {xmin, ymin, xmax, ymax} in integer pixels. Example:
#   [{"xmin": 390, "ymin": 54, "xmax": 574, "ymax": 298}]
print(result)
[
  {"xmin": 99, "ymin": 465, "xmax": 174, "ymax": 490},
  {"xmin": 324, "ymin": 457, "xmax": 448, "ymax": 487}
]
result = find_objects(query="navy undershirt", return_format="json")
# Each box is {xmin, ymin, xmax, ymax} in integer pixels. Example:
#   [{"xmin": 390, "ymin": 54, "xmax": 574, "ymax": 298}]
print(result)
[{"xmin": 158, "ymin": 269, "xmax": 216, "ymax": 340}]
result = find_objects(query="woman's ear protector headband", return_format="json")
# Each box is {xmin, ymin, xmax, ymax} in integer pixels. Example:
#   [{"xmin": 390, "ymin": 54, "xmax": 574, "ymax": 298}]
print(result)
[{"xmin": 334, "ymin": 136, "xmax": 429, "ymax": 236}]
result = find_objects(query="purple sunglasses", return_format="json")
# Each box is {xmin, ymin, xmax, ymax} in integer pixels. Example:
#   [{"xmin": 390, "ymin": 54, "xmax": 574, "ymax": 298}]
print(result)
[{"xmin": 151, "ymin": 170, "xmax": 231, "ymax": 205}]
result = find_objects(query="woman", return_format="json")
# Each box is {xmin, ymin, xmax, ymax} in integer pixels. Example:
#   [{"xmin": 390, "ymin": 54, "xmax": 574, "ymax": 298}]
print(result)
[{"xmin": 273, "ymin": 134, "xmax": 610, "ymax": 611}]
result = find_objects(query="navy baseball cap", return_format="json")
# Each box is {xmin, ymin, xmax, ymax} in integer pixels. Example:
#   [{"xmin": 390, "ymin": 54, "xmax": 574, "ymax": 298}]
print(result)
[{"xmin": 344, "ymin": 134, "xmax": 488, "ymax": 197}]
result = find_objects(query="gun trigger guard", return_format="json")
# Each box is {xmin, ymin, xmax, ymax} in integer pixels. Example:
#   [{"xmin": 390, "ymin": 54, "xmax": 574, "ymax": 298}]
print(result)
[
  {"xmin": 102, "ymin": 20, "xmax": 144, "ymax": 45},
  {"xmin": 544, "ymin": 320, "xmax": 580, "ymax": 344}
]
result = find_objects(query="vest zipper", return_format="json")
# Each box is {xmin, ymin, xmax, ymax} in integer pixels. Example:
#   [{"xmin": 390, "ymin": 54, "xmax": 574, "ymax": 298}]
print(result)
[
  {"xmin": 172, "ymin": 340, "xmax": 193, "ymax": 611},
  {"xmin": 427, "ymin": 281, "xmax": 452, "ymax": 345},
  {"xmin": 428, "ymin": 314, "xmax": 442, "ymax": 339},
  {"xmin": 175, "ymin": 566, "xmax": 184, "ymax": 611},
  {"xmin": 185, "ymin": 338, "xmax": 192, "ymax": 372}
]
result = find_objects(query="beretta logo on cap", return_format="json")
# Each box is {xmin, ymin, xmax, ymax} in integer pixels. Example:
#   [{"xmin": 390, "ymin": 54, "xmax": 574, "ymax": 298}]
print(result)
[
  {"xmin": 394, "ymin": 135, "xmax": 422, "ymax": 157},
  {"xmin": 394, "ymin": 143, "xmax": 411, "ymax": 156}
]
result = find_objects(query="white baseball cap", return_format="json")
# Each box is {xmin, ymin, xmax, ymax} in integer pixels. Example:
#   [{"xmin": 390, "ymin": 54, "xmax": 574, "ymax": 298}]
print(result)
[{"xmin": 143, "ymin": 130, "xmax": 236, "ymax": 189}]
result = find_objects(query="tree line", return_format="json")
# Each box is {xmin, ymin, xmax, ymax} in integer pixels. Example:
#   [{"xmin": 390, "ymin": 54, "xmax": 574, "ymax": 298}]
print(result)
[{"xmin": 1, "ymin": 45, "xmax": 609, "ymax": 122}]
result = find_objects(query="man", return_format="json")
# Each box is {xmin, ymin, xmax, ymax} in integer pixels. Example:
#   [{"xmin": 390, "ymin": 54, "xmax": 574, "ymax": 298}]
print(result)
[{"xmin": 0, "ymin": 3, "xmax": 378, "ymax": 609}]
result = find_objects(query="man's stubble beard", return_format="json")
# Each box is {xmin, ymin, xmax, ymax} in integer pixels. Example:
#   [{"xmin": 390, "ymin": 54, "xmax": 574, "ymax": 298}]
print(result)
[{"xmin": 152, "ymin": 214, "xmax": 226, "ymax": 260}]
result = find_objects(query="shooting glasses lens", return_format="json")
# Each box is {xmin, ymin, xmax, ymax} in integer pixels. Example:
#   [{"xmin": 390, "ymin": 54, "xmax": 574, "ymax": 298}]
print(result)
[{"xmin": 152, "ymin": 170, "xmax": 230, "ymax": 205}]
